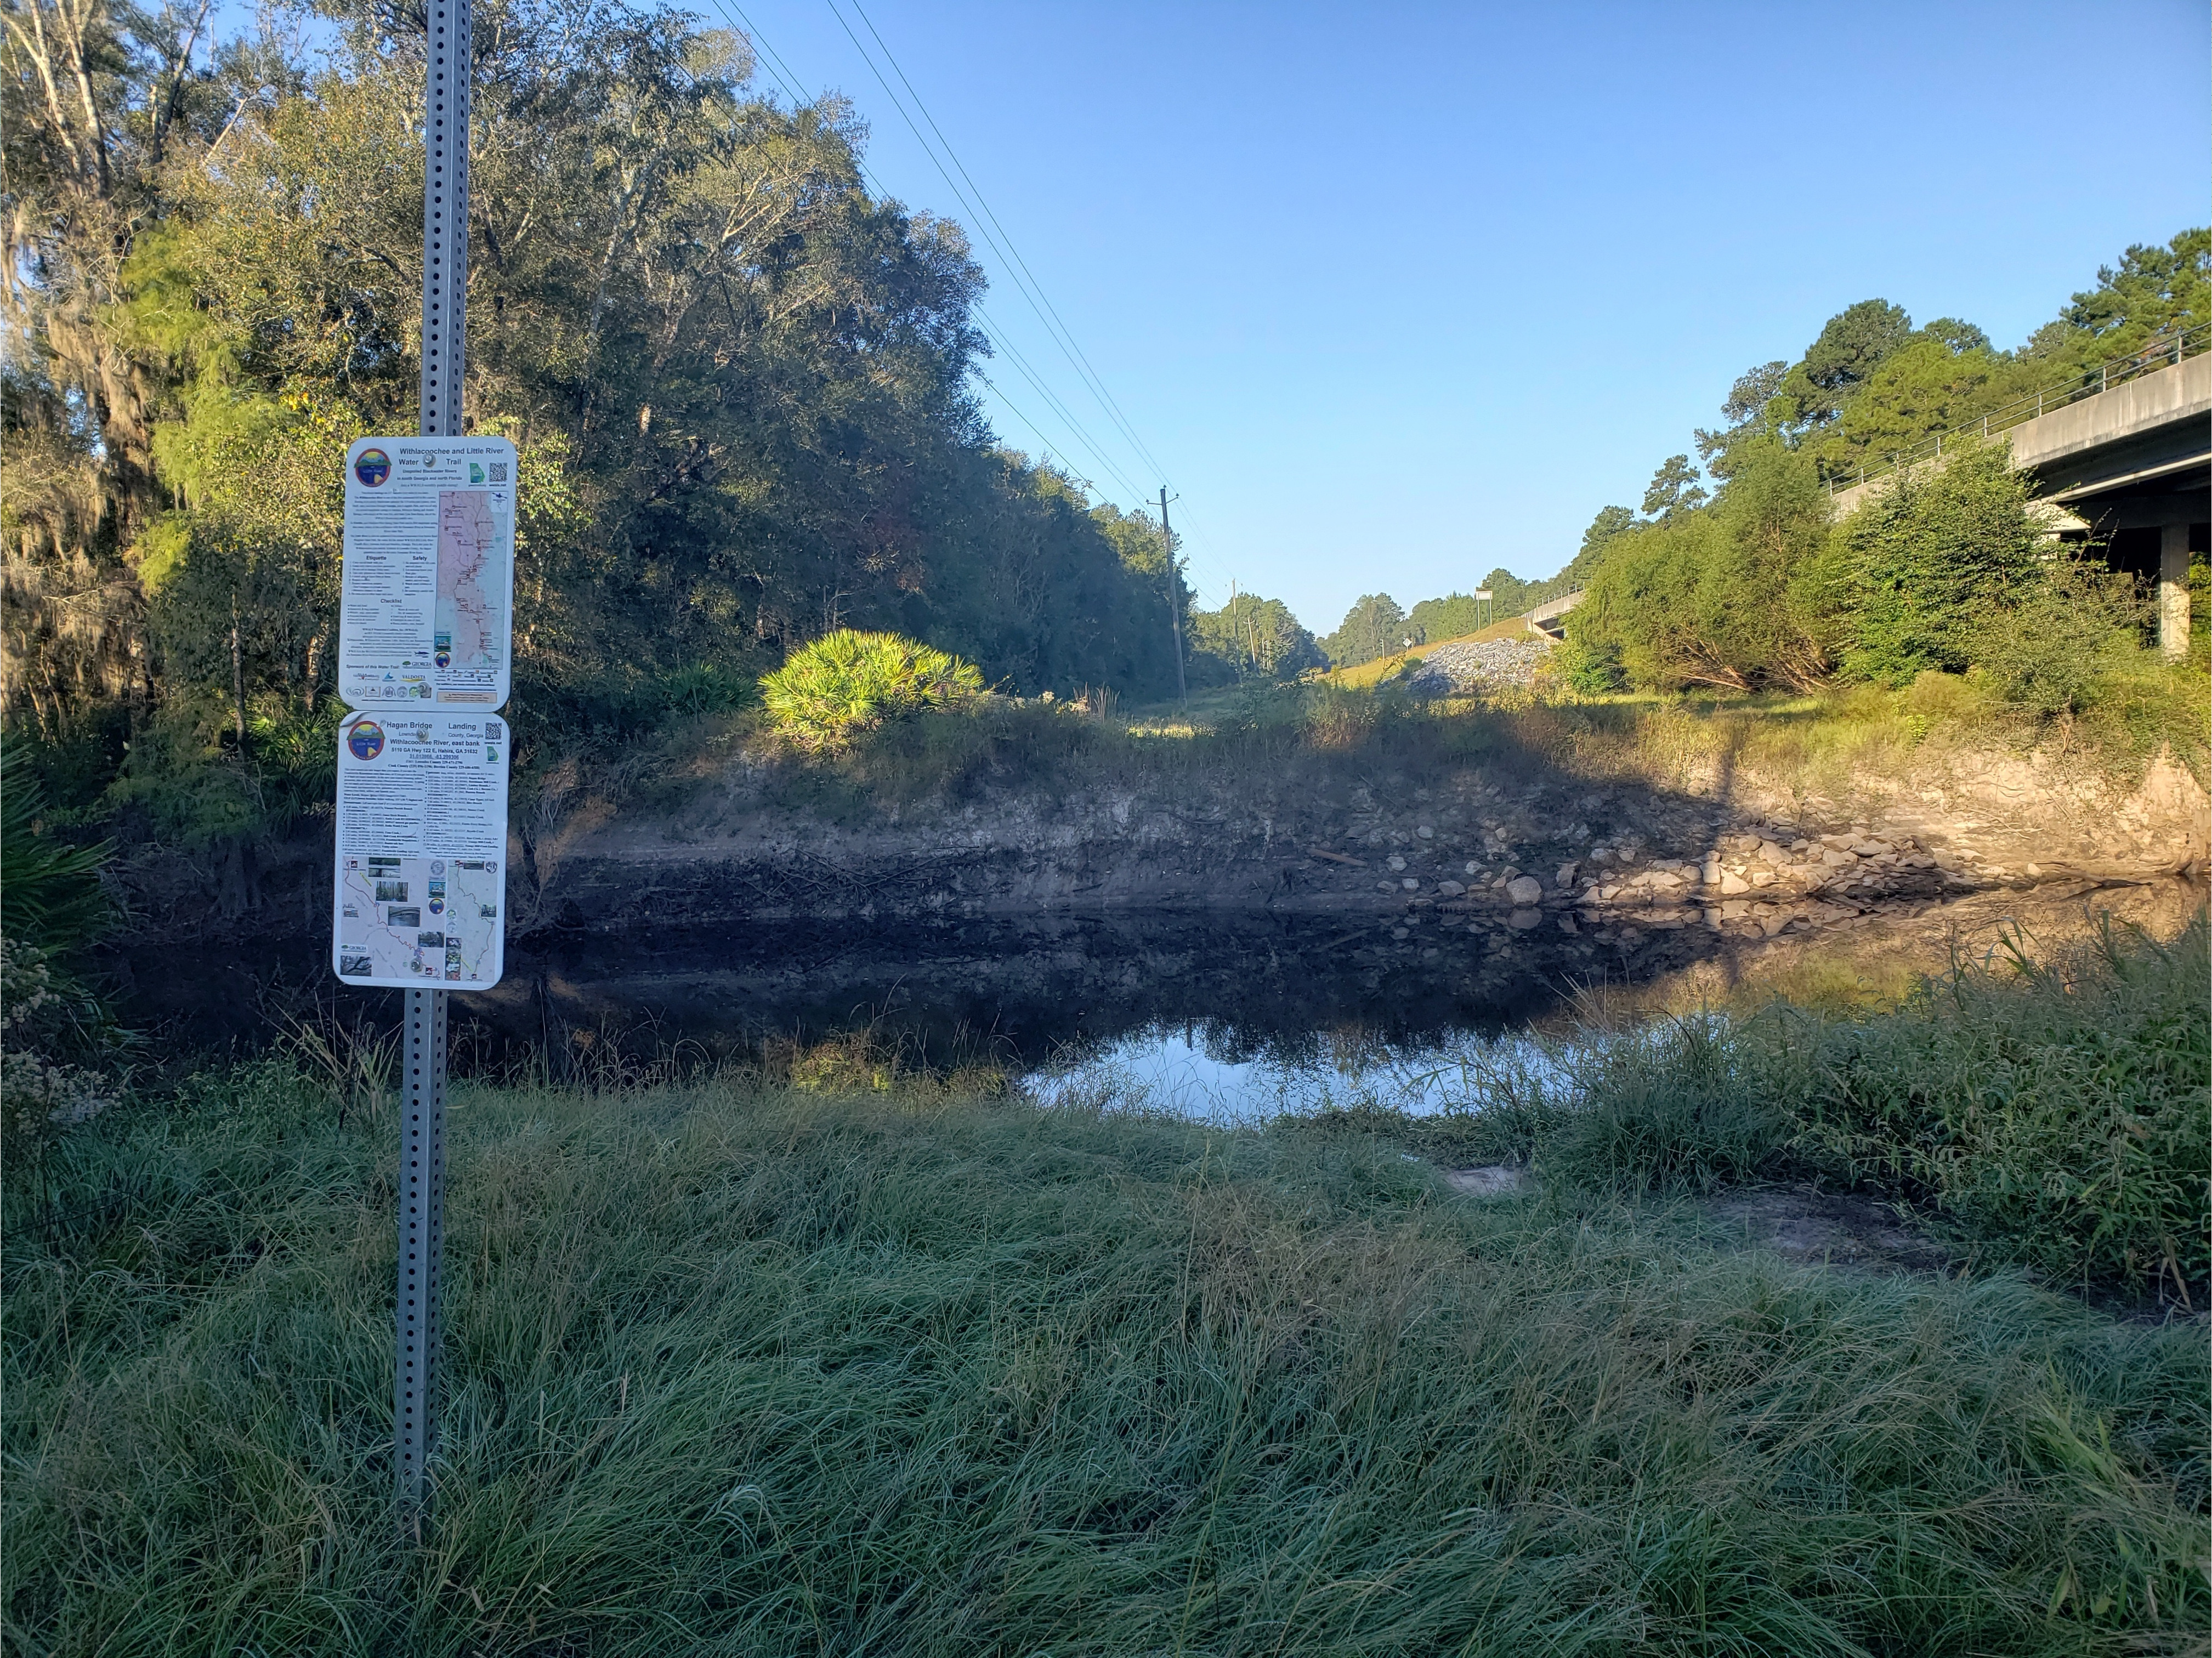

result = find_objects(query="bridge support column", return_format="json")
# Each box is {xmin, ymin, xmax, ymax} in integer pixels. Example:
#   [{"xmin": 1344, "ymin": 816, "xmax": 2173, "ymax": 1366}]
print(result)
[{"xmin": 2160, "ymin": 522, "xmax": 2191, "ymax": 661}]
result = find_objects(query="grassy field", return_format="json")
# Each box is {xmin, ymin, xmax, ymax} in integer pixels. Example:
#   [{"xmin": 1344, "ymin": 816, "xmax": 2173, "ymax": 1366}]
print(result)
[{"xmin": 7, "ymin": 974, "xmax": 2208, "ymax": 1654}]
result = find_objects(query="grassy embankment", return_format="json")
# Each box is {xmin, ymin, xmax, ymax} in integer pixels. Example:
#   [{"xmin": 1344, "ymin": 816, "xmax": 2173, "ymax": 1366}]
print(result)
[
  {"xmin": 617, "ymin": 640, "xmax": 2207, "ymax": 834},
  {"xmin": 7, "ymin": 919, "xmax": 2205, "ymax": 1653}
]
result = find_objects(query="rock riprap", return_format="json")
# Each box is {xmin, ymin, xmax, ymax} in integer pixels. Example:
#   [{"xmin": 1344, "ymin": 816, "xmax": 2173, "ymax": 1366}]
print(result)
[
  {"xmin": 1569, "ymin": 827, "xmax": 1949, "ymax": 935},
  {"xmin": 1404, "ymin": 638, "xmax": 1552, "ymax": 694}
]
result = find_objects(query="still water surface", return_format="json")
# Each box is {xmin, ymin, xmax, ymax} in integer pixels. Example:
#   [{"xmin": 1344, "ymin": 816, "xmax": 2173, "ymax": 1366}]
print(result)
[{"xmin": 113, "ymin": 879, "xmax": 2202, "ymax": 1120}]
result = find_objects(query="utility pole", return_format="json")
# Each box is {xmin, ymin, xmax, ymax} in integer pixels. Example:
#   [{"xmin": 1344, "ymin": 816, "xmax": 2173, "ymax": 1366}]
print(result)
[
  {"xmin": 1160, "ymin": 486, "xmax": 1186, "ymax": 705},
  {"xmin": 397, "ymin": 0, "xmax": 470, "ymax": 1517}
]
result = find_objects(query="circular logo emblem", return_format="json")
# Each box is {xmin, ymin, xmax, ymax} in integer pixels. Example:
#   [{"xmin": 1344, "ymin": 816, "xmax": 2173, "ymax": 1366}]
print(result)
[
  {"xmin": 430, "ymin": 860, "xmax": 445, "ymax": 875},
  {"xmin": 428, "ymin": 898, "xmax": 446, "ymax": 916},
  {"xmin": 353, "ymin": 448, "xmax": 392, "ymax": 487},
  {"xmin": 434, "ymin": 649, "xmax": 451, "ymax": 668},
  {"xmin": 346, "ymin": 719, "xmax": 385, "ymax": 760}
]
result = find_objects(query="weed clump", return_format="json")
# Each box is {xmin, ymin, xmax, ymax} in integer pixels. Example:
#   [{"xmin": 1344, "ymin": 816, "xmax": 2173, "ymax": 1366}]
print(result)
[
  {"xmin": 1793, "ymin": 916, "xmax": 2211, "ymax": 1301},
  {"xmin": 1439, "ymin": 913, "xmax": 2209, "ymax": 1303},
  {"xmin": 759, "ymin": 629, "xmax": 984, "ymax": 753}
]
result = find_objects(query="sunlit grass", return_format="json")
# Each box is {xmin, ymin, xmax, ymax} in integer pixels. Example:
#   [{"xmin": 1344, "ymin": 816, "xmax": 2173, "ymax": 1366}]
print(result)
[
  {"xmin": 7, "ymin": 1057, "xmax": 2205, "ymax": 1653},
  {"xmin": 638, "ymin": 656, "xmax": 2204, "ymax": 833}
]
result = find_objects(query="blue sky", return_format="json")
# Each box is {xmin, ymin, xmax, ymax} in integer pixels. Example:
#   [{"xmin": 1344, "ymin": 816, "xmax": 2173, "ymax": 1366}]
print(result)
[{"xmin": 709, "ymin": 1, "xmax": 2209, "ymax": 633}]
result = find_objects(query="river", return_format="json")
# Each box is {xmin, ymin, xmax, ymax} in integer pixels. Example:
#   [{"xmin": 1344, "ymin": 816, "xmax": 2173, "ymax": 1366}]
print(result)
[{"xmin": 103, "ymin": 874, "xmax": 2203, "ymax": 1120}]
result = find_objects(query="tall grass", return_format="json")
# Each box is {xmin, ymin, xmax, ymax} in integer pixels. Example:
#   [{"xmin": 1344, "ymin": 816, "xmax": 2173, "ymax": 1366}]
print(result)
[
  {"xmin": 661, "ymin": 660, "xmax": 2207, "ymax": 839},
  {"xmin": 5, "ymin": 1063, "xmax": 2205, "ymax": 1653},
  {"xmin": 1793, "ymin": 915, "xmax": 2211, "ymax": 1301},
  {"xmin": 1432, "ymin": 913, "xmax": 2210, "ymax": 1304}
]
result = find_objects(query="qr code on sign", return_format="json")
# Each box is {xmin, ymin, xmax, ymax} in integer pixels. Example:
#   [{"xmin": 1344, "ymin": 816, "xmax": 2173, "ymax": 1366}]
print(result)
[{"xmin": 487, "ymin": 461, "xmax": 508, "ymax": 482}]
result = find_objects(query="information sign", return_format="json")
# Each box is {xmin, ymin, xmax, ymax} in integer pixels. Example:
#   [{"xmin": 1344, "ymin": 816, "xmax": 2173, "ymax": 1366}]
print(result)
[
  {"xmin": 332, "ymin": 709, "xmax": 509, "ymax": 989},
  {"xmin": 339, "ymin": 436, "xmax": 518, "ymax": 709}
]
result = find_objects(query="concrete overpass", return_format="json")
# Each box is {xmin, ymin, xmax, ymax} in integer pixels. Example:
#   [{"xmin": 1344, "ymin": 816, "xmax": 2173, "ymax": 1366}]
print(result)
[
  {"xmin": 1522, "ymin": 587, "xmax": 1585, "ymax": 637},
  {"xmin": 1829, "ymin": 334, "xmax": 2208, "ymax": 658}
]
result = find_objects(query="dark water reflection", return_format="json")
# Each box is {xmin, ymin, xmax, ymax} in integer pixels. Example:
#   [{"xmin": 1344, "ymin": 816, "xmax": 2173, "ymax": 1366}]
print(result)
[
  {"xmin": 115, "ymin": 907, "xmax": 1712, "ymax": 1071},
  {"xmin": 107, "ymin": 879, "xmax": 2204, "ymax": 1089}
]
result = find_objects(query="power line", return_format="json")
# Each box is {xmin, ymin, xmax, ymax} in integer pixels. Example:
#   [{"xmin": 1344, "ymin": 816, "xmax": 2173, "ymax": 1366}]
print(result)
[
  {"xmin": 717, "ymin": 0, "xmax": 1158, "ymax": 509},
  {"xmin": 711, "ymin": 0, "xmax": 1228, "ymax": 607},
  {"xmin": 843, "ymin": 0, "xmax": 1172, "ymax": 485},
  {"xmin": 813, "ymin": 2, "xmax": 1168, "ymax": 506},
  {"xmin": 971, "ymin": 372, "xmax": 1103, "ymax": 493},
  {"xmin": 825, "ymin": 0, "xmax": 1235, "ymax": 600},
  {"xmin": 831, "ymin": 1, "xmax": 1243, "ymax": 604}
]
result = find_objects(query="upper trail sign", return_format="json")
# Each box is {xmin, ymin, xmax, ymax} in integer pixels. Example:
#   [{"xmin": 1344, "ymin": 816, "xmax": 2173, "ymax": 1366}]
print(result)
[{"xmin": 339, "ymin": 436, "xmax": 517, "ymax": 710}]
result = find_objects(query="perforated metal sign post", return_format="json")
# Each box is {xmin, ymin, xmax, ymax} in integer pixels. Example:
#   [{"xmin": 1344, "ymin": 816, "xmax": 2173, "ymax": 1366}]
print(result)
[{"xmin": 398, "ymin": 0, "xmax": 472, "ymax": 1514}]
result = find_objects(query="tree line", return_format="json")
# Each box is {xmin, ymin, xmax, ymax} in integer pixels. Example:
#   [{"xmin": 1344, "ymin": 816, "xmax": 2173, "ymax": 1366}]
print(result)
[
  {"xmin": 1309, "ymin": 234, "xmax": 2206, "ymax": 684},
  {"xmin": 1, "ymin": 0, "xmax": 1212, "ymax": 837},
  {"xmin": 1554, "ymin": 231, "xmax": 2207, "ymax": 702},
  {"xmin": 1316, "ymin": 567, "xmax": 1580, "ymax": 671}
]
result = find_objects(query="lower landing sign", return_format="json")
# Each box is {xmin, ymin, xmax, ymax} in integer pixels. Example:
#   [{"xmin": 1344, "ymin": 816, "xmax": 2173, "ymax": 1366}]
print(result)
[{"xmin": 332, "ymin": 709, "xmax": 509, "ymax": 989}]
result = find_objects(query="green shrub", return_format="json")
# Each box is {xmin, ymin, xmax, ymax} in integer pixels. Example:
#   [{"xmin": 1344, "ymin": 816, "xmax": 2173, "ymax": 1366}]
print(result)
[
  {"xmin": 1970, "ymin": 554, "xmax": 2149, "ymax": 718},
  {"xmin": 246, "ymin": 692, "xmax": 343, "ymax": 826},
  {"xmin": 1832, "ymin": 442, "xmax": 2045, "ymax": 684},
  {"xmin": 759, "ymin": 629, "xmax": 984, "ymax": 753},
  {"xmin": 656, "ymin": 660, "xmax": 752, "ymax": 718},
  {"xmin": 0, "ymin": 937, "xmax": 120, "ymax": 1163},
  {"xmin": 1550, "ymin": 629, "xmax": 1627, "ymax": 694},
  {"xmin": 1569, "ymin": 438, "xmax": 1833, "ymax": 692}
]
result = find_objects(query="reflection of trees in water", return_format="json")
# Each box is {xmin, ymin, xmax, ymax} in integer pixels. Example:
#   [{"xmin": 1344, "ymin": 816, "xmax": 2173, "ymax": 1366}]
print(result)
[{"xmin": 121, "ymin": 887, "xmax": 2203, "ymax": 1082}]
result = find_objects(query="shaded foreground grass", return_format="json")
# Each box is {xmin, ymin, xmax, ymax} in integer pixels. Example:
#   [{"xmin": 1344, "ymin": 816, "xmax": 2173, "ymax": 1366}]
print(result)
[{"xmin": 7, "ymin": 1067, "xmax": 2207, "ymax": 1654}]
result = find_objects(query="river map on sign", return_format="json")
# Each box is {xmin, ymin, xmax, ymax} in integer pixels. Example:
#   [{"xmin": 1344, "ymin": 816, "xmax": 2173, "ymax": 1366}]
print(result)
[
  {"xmin": 435, "ymin": 490, "xmax": 503, "ymax": 671},
  {"xmin": 334, "ymin": 855, "xmax": 503, "ymax": 984}
]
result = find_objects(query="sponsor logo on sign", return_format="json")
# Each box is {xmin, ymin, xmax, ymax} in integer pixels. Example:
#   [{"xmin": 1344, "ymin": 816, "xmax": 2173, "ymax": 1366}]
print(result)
[
  {"xmin": 354, "ymin": 448, "xmax": 392, "ymax": 486},
  {"xmin": 347, "ymin": 720, "xmax": 385, "ymax": 760}
]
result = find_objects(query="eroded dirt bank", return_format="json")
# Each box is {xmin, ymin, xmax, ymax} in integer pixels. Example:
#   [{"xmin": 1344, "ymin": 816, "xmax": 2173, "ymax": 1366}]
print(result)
[
  {"xmin": 112, "ymin": 733, "xmax": 2206, "ymax": 958},
  {"xmin": 515, "ymin": 745, "xmax": 2206, "ymax": 942}
]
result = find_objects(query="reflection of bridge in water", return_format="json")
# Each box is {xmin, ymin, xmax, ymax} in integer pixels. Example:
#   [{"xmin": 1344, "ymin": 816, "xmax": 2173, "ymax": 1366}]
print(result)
[{"xmin": 1830, "ymin": 328, "xmax": 2210, "ymax": 660}]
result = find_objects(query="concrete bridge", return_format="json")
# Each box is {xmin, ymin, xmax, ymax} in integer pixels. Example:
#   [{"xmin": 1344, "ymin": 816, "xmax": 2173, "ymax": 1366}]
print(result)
[
  {"xmin": 1830, "ymin": 340, "xmax": 2209, "ymax": 658},
  {"xmin": 1522, "ymin": 588, "xmax": 1585, "ymax": 638}
]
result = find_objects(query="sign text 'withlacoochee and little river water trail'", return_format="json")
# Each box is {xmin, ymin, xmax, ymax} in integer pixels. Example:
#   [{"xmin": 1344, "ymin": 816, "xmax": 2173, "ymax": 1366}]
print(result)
[{"xmin": 332, "ymin": 436, "xmax": 518, "ymax": 990}]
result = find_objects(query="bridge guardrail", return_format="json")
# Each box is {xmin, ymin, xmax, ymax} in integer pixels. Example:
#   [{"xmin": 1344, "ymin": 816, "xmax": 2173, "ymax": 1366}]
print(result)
[{"xmin": 1823, "ymin": 321, "xmax": 2210, "ymax": 497}]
